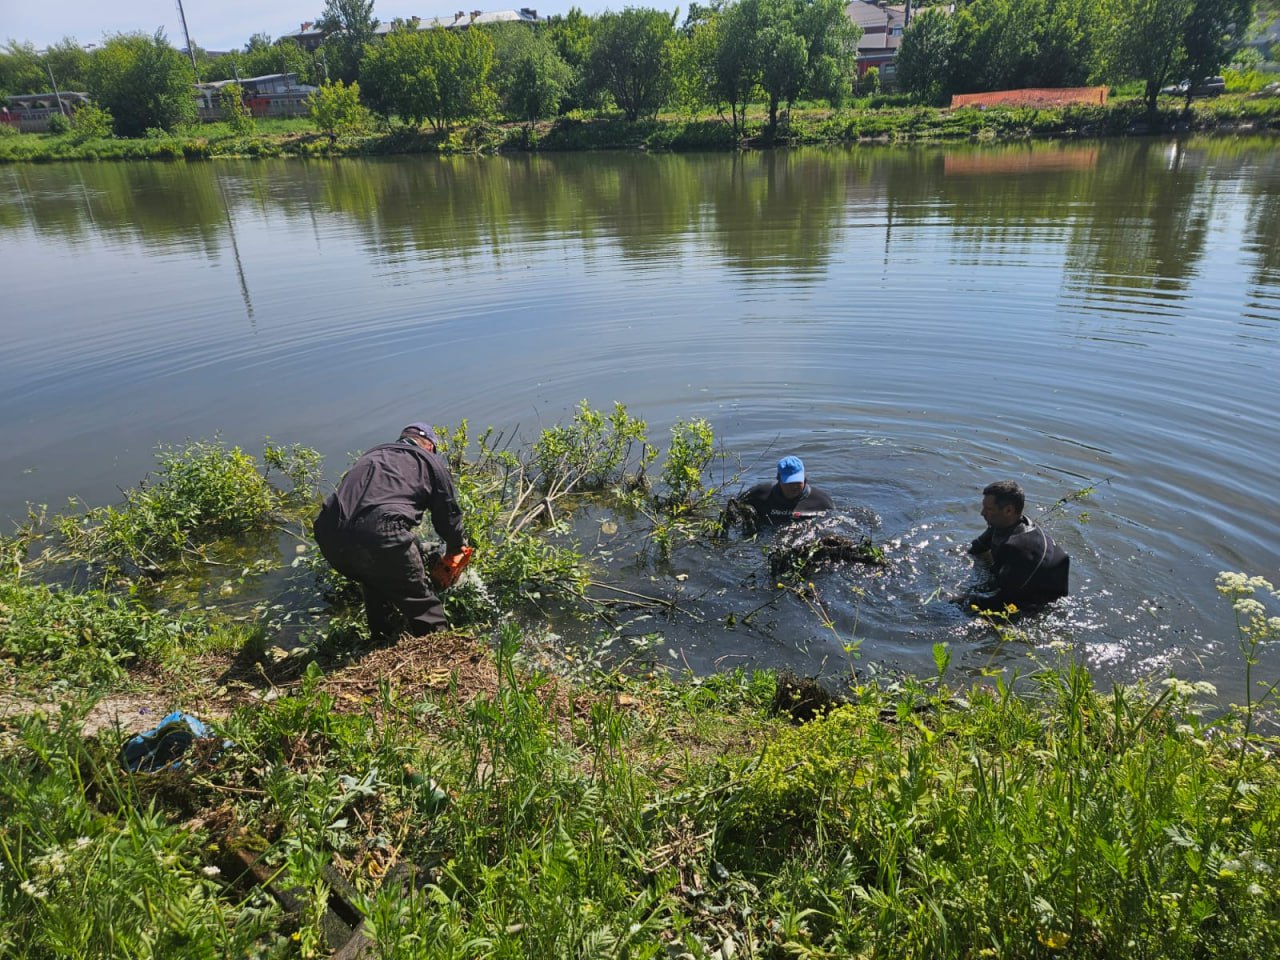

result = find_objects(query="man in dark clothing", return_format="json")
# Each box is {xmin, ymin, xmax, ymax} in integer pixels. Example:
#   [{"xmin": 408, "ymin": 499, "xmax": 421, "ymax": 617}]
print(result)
[
  {"xmin": 313, "ymin": 422, "xmax": 467, "ymax": 642},
  {"xmin": 739, "ymin": 455, "xmax": 834, "ymax": 529},
  {"xmin": 968, "ymin": 479, "xmax": 1069, "ymax": 608}
]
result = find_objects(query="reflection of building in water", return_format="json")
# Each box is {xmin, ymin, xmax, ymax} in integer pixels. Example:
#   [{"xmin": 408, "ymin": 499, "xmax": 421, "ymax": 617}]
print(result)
[
  {"xmin": 943, "ymin": 147, "xmax": 1099, "ymax": 177},
  {"xmin": 3, "ymin": 92, "xmax": 91, "ymax": 132},
  {"xmin": 194, "ymin": 73, "xmax": 318, "ymax": 121}
]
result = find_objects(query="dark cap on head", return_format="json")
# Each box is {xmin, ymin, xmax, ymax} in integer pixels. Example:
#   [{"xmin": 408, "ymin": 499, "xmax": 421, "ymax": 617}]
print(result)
[{"xmin": 401, "ymin": 422, "xmax": 440, "ymax": 447}]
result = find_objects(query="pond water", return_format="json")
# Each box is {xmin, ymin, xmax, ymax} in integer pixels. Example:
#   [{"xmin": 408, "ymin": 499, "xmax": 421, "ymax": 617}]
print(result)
[{"xmin": 2, "ymin": 140, "xmax": 1277, "ymax": 696}]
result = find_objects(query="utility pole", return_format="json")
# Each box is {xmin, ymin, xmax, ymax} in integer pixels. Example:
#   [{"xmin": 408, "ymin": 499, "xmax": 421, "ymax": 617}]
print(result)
[
  {"xmin": 176, "ymin": 0, "xmax": 199, "ymax": 80},
  {"xmin": 45, "ymin": 62, "xmax": 67, "ymax": 118}
]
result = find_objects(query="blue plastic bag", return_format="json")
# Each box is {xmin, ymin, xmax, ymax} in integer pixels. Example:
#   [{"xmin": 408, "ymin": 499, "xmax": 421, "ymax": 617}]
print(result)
[{"xmin": 118, "ymin": 711, "xmax": 225, "ymax": 773}]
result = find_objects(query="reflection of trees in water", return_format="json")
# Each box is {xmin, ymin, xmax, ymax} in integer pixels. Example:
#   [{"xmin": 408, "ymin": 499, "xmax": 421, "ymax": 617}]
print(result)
[
  {"xmin": 1232, "ymin": 144, "xmax": 1280, "ymax": 297},
  {"xmin": 9, "ymin": 163, "xmax": 233, "ymax": 257},
  {"xmin": 704, "ymin": 150, "xmax": 847, "ymax": 277},
  {"xmin": 5, "ymin": 142, "xmax": 1279, "ymax": 295},
  {"xmin": 1, "ymin": 151, "xmax": 854, "ymax": 276},
  {"xmin": 1062, "ymin": 140, "xmax": 1213, "ymax": 300}
]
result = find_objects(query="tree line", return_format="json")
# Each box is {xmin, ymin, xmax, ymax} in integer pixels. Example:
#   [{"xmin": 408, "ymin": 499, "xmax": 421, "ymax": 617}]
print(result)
[
  {"xmin": 898, "ymin": 0, "xmax": 1262, "ymax": 110},
  {"xmin": 0, "ymin": 0, "xmax": 1266, "ymax": 140}
]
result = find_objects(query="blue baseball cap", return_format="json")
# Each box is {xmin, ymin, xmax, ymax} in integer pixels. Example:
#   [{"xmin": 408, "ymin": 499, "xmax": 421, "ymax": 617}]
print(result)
[
  {"xmin": 401, "ymin": 422, "xmax": 440, "ymax": 446},
  {"xmin": 777, "ymin": 456, "xmax": 805, "ymax": 484}
]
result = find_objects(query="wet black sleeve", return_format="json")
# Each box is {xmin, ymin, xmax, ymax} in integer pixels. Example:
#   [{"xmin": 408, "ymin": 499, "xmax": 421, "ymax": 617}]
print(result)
[
  {"xmin": 742, "ymin": 482, "xmax": 774, "ymax": 520},
  {"xmin": 969, "ymin": 528, "xmax": 994, "ymax": 556}
]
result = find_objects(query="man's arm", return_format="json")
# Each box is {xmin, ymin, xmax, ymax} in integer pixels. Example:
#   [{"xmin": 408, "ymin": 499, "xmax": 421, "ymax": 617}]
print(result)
[
  {"xmin": 968, "ymin": 527, "xmax": 994, "ymax": 558},
  {"xmin": 426, "ymin": 458, "xmax": 466, "ymax": 554}
]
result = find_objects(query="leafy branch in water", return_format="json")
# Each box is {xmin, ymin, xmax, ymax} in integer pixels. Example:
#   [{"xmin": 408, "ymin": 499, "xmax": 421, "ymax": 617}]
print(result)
[
  {"xmin": 646, "ymin": 418, "xmax": 741, "ymax": 555},
  {"xmin": 51, "ymin": 438, "xmax": 321, "ymax": 577}
]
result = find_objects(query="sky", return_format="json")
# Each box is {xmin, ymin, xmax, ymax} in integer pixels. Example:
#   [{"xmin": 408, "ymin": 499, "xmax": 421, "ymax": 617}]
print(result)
[{"xmin": 4, "ymin": 0, "xmax": 619, "ymax": 54}]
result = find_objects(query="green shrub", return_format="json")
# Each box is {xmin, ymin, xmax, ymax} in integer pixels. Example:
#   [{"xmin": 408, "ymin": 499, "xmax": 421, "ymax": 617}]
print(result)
[
  {"xmin": 218, "ymin": 83, "xmax": 256, "ymax": 136},
  {"xmin": 659, "ymin": 418, "xmax": 715, "ymax": 509},
  {"xmin": 0, "ymin": 576, "xmax": 199, "ymax": 686},
  {"xmin": 56, "ymin": 438, "xmax": 315, "ymax": 573},
  {"xmin": 532, "ymin": 400, "xmax": 652, "ymax": 494},
  {"xmin": 45, "ymin": 112, "xmax": 71, "ymax": 136},
  {"xmin": 70, "ymin": 104, "xmax": 113, "ymax": 143}
]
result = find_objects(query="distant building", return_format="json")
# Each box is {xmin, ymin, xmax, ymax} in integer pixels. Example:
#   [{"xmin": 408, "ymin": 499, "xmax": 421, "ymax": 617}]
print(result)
[
  {"xmin": 279, "ymin": 8, "xmax": 541, "ymax": 51},
  {"xmin": 845, "ymin": 1, "xmax": 907, "ymax": 86},
  {"xmin": 3, "ymin": 92, "xmax": 91, "ymax": 132},
  {"xmin": 194, "ymin": 73, "xmax": 318, "ymax": 121}
]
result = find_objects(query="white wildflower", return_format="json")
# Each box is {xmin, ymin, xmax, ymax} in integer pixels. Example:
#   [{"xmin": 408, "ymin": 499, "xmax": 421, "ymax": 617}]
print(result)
[
  {"xmin": 1233, "ymin": 598, "xmax": 1266, "ymax": 619},
  {"xmin": 1216, "ymin": 572, "xmax": 1274, "ymax": 598},
  {"xmin": 73, "ymin": 837, "xmax": 92, "ymax": 849},
  {"xmin": 20, "ymin": 879, "xmax": 46, "ymax": 899},
  {"xmin": 201, "ymin": 865, "xmax": 221, "ymax": 877}
]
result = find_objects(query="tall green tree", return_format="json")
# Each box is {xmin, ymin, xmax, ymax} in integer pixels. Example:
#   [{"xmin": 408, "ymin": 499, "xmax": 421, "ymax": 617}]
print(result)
[
  {"xmin": 488, "ymin": 23, "xmax": 573, "ymax": 120},
  {"xmin": 758, "ymin": 15, "xmax": 808, "ymax": 126},
  {"xmin": 670, "ymin": 5, "xmax": 722, "ymax": 117},
  {"xmin": 0, "ymin": 41, "xmax": 46, "ymax": 97},
  {"xmin": 897, "ymin": 6, "xmax": 957, "ymax": 102},
  {"xmin": 710, "ymin": 0, "xmax": 765, "ymax": 133},
  {"xmin": 587, "ymin": 7, "xmax": 677, "ymax": 121},
  {"xmin": 792, "ymin": 0, "xmax": 860, "ymax": 107},
  {"xmin": 1181, "ymin": 0, "xmax": 1256, "ymax": 104},
  {"xmin": 86, "ymin": 32, "xmax": 196, "ymax": 136},
  {"xmin": 359, "ymin": 25, "xmax": 495, "ymax": 129},
  {"xmin": 43, "ymin": 38, "xmax": 91, "ymax": 92},
  {"xmin": 1096, "ymin": 0, "xmax": 1195, "ymax": 109},
  {"xmin": 543, "ymin": 7, "xmax": 597, "ymax": 110},
  {"xmin": 204, "ymin": 37, "xmax": 315, "ymax": 84},
  {"xmin": 1032, "ymin": 0, "xmax": 1100, "ymax": 87},
  {"xmin": 316, "ymin": 0, "xmax": 379, "ymax": 83},
  {"xmin": 948, "ymin": 0, "xmax": 1042, "ymax": 93}
]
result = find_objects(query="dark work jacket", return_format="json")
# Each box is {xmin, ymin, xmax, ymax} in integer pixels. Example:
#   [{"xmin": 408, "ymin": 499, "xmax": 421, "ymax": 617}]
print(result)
[
  {"xmin": 742, "ymin": 482, "xmax": 834, "ymax": 526},
  {"xmin": 969, "ymin": 516, "xmax": 1069, "ymax": 606},
  {"xmin": 315, "ymin": 440, "xmax": 464, "ymax": 552}
]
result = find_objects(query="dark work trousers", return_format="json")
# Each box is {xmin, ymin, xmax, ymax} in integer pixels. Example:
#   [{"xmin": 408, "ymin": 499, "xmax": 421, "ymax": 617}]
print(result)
[{"xmin": 313, "ymin": 511, "xmax": 448, "ymax": 642}]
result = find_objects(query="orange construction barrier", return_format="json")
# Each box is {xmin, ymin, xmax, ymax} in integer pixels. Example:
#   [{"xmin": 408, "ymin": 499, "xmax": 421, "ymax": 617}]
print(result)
[{"xmin": 950, "ymin": 87, "xmax": 1108, "ymax": 110}]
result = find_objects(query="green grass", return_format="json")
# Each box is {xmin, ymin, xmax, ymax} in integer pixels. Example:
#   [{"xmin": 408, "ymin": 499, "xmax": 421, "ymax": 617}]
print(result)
[{"xmin": 3, "ymin": 634, "xmax": 1278, "ymax": 957}]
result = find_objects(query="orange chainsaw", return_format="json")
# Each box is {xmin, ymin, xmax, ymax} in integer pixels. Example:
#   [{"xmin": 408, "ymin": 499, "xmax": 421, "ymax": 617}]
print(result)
[{"xmin": 429, "ymin": 546, "xmax": 474, "ymax": 589}]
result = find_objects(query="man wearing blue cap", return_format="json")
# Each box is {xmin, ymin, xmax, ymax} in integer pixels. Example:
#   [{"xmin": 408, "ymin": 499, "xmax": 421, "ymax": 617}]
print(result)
[
  {"xmin": 313, "ymin": 423, "xmax": 467, "ymax": 642},
  {"xmin": 740, "ymin": 455, "xmax": 834, "ymax": 528}
]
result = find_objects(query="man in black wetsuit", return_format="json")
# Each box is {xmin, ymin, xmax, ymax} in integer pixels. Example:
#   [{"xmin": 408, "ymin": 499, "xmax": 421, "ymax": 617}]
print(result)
[
  {"xmin": 968, "ymin": 479, "xmax": 1069, "ymax": 608},
  {"xmin": 740, "ymin": 455, "xmax": 834, "ymax": 528},
  {"xmin": 313, "ymin": 422, "xmax": 467, "ymax": 642}
]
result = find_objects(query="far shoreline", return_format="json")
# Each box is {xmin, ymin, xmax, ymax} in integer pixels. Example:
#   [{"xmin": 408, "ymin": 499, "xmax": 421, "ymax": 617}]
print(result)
[{"xmin": 4, "ymin": 95, "xmax": 1278, "ymax": 164}]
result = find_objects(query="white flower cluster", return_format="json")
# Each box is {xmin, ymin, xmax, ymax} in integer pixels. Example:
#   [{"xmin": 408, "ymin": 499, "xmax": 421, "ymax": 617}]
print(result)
[
  {"xmin": 1161, "ymin": 677, "xmax": 1218, "ymax": 697},
  {"xmin": 1215, "ymin": 572, "xmax": 1277, "ymax": 600},
  {"xmin": 1216, "ymin": 572, "xmax": 1280, "ymax": 642}
]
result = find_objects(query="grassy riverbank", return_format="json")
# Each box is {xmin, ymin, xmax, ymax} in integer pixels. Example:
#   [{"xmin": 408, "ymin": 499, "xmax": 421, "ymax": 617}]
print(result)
[
  {"xmin": 3, "ymin": 93, "xmax": 1279, "ymax": 164},
  {"xmin": 2, "ymin": 423, "xmax": 1279, "ymax": 957}
]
